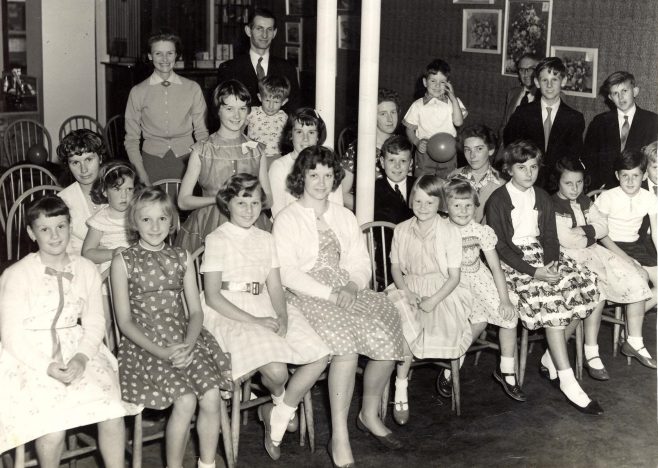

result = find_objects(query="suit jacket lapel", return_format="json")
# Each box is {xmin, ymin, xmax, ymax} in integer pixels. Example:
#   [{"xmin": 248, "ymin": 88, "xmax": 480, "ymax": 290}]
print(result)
[{"xmin": 605, "ymin": 110, "xmax": 621, "ymax": 149}]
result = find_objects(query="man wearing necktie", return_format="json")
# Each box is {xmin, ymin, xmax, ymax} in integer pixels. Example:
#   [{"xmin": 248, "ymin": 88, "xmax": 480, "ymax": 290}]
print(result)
[
  {"xmin": 499, "ymin": 53, "xmax": 540, "ymax": 134},
  {"xmin": 584, "ymin": 71, "xmax": 658, "ymax": 190},
  {"xmin": 217, "ymin": 8, "xmax": 300, "ymax": 116}
]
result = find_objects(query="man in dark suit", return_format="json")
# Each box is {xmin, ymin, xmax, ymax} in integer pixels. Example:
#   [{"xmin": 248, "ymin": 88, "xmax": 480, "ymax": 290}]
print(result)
[
  {"xmin": 504, "ymin": 57, "xmax": 584, "ymax": 190},
  {"xmin": 217, "ymin": 8, "xmax": 300, "ymax": 112},
  {"xmin": 500, "ymin": 53, "xmax": 540, "ymax": 133},
  {"xmin": 583, "ymin": 71, "xmax": 658, "ymax": 190}
]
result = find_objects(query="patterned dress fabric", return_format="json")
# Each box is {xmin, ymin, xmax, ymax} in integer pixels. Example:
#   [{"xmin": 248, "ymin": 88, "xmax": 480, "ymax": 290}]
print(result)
[
  {"xmin": 286, "ymin": 228, "xmax": 405, "ymax": 360},
  {"xmin": 86, "ymin": 206, "xmax": 132, "ymax": 273},
  {"xmin": 200, "ymin": 222, "xmax": 330, "ymax": 380},
  {"xmin": 0, "ymin": 254, "xmax": 138, "ymax": 453},
  {"xmin": 118, "ymin": 243, "xmax": 232, "ymax": 409}
]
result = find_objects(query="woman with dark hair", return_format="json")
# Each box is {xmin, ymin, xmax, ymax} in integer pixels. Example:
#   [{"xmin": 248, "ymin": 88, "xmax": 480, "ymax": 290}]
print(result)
[
  {"xmin": 124, "ymin": 32, "xmax": 209, "ymax": 185},
  {"xmin": 57, "ymin": 129, "xmax": 107, "ymax": 255},
  {"xmin": 273, "ymin": 146, "xmax": 405, "ymax": 467}
]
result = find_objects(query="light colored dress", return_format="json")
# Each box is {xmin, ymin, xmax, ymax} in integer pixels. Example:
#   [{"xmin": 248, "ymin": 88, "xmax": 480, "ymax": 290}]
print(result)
[
  {"xmin": 200, "ymin": 222, "xmax": 330, "ymax": 379},
  {"xmin": 86, "ymin": 206, "xmax": 131, "ymax": 273},
  {"xmin": 175, "ymin": 132, "xmax": 269, "ymax": 252},
  {"xmin": 449, "ymin": 165, "xmax": 503, "ymax": 223},
  {"xmin": 456, "ymin": 220, "xmax": 518, "ymax": 328},
  {"xmin": 386, "ymin": 215, "xmax": 473, "ymax": 359},
  {"xmin": 58, "ymin": 182, "xmax": 105, "ymax": 255},
  {"xmin": 117, "ymin": 243, "xmax": 233, "ymax": 409},
  {"xmin": 0, "ymin": 254, "xmax": 137, "ymax": 453}
]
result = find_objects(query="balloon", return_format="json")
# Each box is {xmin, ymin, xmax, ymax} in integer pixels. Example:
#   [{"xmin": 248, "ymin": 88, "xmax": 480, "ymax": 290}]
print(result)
[
  {"xmin": 27, "ymin": 144, "xmax": 48, "ymax": 165},
  {"xmin": 427, "ymin": 133, "xmax": 456, "ymax": 163}
]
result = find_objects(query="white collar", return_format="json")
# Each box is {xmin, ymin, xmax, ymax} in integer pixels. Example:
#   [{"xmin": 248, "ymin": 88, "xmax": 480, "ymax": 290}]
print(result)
[
  {"xmin": 540, "ymin": 97, "xmax": 561, "ymax": 112},
  {"xmin": 617, "ymin": 105, "xmax": 637, "ymax": 121},
  {"xmin": 387, "ymin": 177, "xmax": 407, "ymax": 192},
  {"xmin": 250, "ymin": 50, "xmax": 270, "ymax": 66},
  {"xmin": 148, "ymin": 72, "xmax": 182, "ymax": 85}
]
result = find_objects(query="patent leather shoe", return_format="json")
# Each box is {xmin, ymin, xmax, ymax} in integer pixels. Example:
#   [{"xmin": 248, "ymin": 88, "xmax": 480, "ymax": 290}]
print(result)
[
  {"xmin": 493, "ymin": 369, "xmax": 527, "ymax": 402},
  {"xmin": 621, "ymin": 342, "xmax": 657, "ymax": 369},
  {"xmin": 584, "ymin": 357, "xmax": 610, "ymax": 381},
  {"xmin": 436, "ymin": 369, "xmax": 452, "ymax": 398},
  {"xmin": 392, "ymin": 400, "xmax": 409, "ymax": 426},
  {"xmin": 257, "ymin": 403, "xmax": 281, "ymax": 460},
  {"xmin": 538, "ymin": 365, "xmax": 559, "ymax": 389},
  {"xmin": 286, "ymin": 411, "xmax": 299, "ymax": 432},
  {"xmin": 566, "ymin": 397, "xmax": 604, "ymax": 415},
  {"xmin": 327, "ymin": 438, "xmax": 355, "ymax": 468},
  {"xmin": 356, "ymin": 414, "xmax": 403, "ymax": 450}
]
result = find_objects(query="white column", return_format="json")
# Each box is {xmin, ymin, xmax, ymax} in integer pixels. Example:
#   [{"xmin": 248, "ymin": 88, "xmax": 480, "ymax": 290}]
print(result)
[
  {"xmin": 315, "ymin": 0, "xmax": 337, "ymax": 149},
  {"xmin": 354, "ymin": 0, "xmax": 381, "ymax": 224},
  {"xmin": 95, "ymin": 0, "xmax": 108, "ymax": 125}
]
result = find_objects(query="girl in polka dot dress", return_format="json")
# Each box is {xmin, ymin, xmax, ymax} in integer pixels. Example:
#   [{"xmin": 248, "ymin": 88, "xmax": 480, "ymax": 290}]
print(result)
[{"xmin": 111, "ymin": 187, "xmax": 233, "ymax": 468}]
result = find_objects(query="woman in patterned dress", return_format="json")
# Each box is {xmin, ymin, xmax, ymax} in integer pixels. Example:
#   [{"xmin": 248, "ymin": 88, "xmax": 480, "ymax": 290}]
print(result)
[
  {"xmin": 111, "ymin": 187, "xmax": 233, "ymax": 468},
  {"xmin": 273, "ymin": 146, "xmax": 405, "ymax": 468}
]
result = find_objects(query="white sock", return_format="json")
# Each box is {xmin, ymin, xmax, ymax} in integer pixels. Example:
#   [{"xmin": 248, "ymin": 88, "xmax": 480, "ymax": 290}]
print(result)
[
  {"xmin": 541, "ymin": 350, "xmax": 557, "ymax": 379},
  {"xmin": 500, "ymin": 356, "xmax": 516, "ymax": 385},
  {"xmin": 627, "ymin": 336, "xmax": 652, "ymax": 358},
  {"xmin": 444, "ymin": 356, "xmax": 465, "ymax": 379},
  {"xmin": 557, "ymin": 368, "xmax": 591, "ymax": 408},
  {"xmin": 394, "ymin": 377, "xmax": 409, "ymax": 403},
  {"xmin": 197, "ymin": 459, "xmax": 216, "ymax": 468},
  {"xmin": 271, "ymin": 389, "xmax": 285, "ymax": 406},
  {"xmin": 270, "ymin": 402, "xmax": 297, "ymax": 446},
  {"xmin": 584, "ymin": 344, "xmax": 604, "ymax": 369}
]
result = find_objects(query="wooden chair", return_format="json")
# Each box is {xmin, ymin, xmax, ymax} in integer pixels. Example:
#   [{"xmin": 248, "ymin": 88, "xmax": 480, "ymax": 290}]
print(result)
[
  {"xmin": 0, "ymin": 164, "xmax": 58, "ymax": 232},
  {"xmin": 103, "ymin": 114, "xmax": 128, "ymax": 161},
  {"xmin": 58, "ymin": 115, "xmax": 104, "ymax": 141},
  {"xmin": 5, "ymin": 185, "xmax": 62, "ymax": 262},
  {"xmin": 3, "ymin": 119, "xmax": 52, "ymax": 167},
  {"xmin": 337, "ymin": 126, "xmax": 357, "ymax": 159}
]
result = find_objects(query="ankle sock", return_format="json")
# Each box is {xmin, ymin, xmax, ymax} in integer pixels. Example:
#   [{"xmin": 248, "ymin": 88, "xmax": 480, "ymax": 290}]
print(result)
[
  {"xmin": 557, "ymin": 368, "xmax": 591, "ymax": 408},
  {"xmin": 541, "ymin": 350, "xmax": 557, "ymax": 379},
  {"xmin": 270, "ymin": 402, "xmax": 297, "ymax": 446},
  {"xmin": 627, "ymin": 336, "xmax": 652, "ymax": 358},
  {"xmin": 584, "ymin": 344, "xmax": 604, "ymax": 369},
  {"xmin": 500, "ymin": 356, "xmax": 516, "ymax": 385},
  {"xmin": 394, "ymin": 377, "xmax": 409, "ymax": 403},
  {"xmin": 197, "ymin": 459, "xmax": 216, "ymax": 468},
  {"xmin": 271, "ymin": 389, "xmax": 285, "ymax": 406}
]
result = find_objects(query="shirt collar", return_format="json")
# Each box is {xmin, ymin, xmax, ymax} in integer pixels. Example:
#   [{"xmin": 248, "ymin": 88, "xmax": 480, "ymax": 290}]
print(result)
[
  {"xmin": 540, "ymin": 97, "xmax": 560, "ymax": 112},
  {"xmin": 148, "ymin": 72, "xmax": 182, "ymax": 85},
  {"xmin": 617, "ymin": 105, "xmax": 637, "ymax": 121},
  {"xmin": 250, "ymin": 50, "xmax": 270, "ymax": 69},
  {"xmin": 456, "ymin": 165, "xmax": 499, "ymax": 190},
  {"xmin": 387, "ymin": 178, "xmax": 406, "ymax": 192},
  {"xmin": 422, "ymin": 93, "xmax": 447, "ymax": 105}
]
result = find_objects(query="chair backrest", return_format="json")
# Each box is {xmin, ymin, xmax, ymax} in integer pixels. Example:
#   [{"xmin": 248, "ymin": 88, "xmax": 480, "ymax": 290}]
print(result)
[
  {"xmin": 337, "ymin": 126, "xmax": 357, "ymax": 159},
  {"xmin": 152, "ymin": 178, "xmax": 183, "ymax": 244},
  {"xmin": 101, "ymin": 269, "xmax": 122, "ymax": 350},
  {"xmin": 58, "ymin": 115, "xmax": 104, "ymax": 142},
  {"xmin": 103, "ymin": 114, "xmax": 128, "ymax": 161},
  {"xmin": 587, "ymin": 189, "xmax": 605, "ymax": 201},
  {"xmin": 361, "ymin": 220, "xmax": 397, "ymax": 291},
  {"xmin": 5, "ymin": 184, "xmax": 62, "ymax": 261},
  {"xmin": 0, "ymin": 164, "xmax": 59, "ymax": 232},
  {"xmin": 3, "ymin": 119, "xmax": 53, "ymax": 167}
]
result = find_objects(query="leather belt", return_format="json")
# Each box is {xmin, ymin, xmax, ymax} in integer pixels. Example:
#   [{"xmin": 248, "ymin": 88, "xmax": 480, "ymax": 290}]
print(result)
[{"xmin": 220, "ymin": 281, "xmax": 264, "ymax": 295}]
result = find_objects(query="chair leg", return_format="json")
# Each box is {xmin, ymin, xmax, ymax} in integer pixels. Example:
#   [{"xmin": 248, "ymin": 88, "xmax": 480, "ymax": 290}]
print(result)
[
  {"xmin": 613, "ymin": 305, "xmax": 622, "ymax": 357},
  {"xmin": 219, "ymin": 397, "xmax": 235, "ymax": 468},
  {"xmin": 67, "ymin": 433, "xmax": 78, "ymax": 468},
  {"xmin": 132, "ymin": 412, "xmax": 142, "ymax": 468},
  {"xmin": 575, "ymin": 321, "xmax": 584, "ymax": 380},
  {"xmin": 303, "ymin": 390, "xmax": 315, "ymax": 453},
  {"xmin": 231, "ymin": 388, "xmax": 241, "ymax": 461},
  {"xmin": 450, "ymin": 359, "xmax": 461, "ymax": 417},
  {"xmin": 474, "ymin": 330, "xmax": 488, "ymax": 366},
  {"xmin": 519, "ymin": 328, "xmax": 529, "ymax": 387},
  {"xmin": 299, "ymin": 400, "xmax": 307, "ymax": 447},
  {"xmin": 241, "ymin": 378, "xmax": 251, "ymax": 426},
  {"xmin": 14, "ymin": 445, "xmax": 25, "ymax": 468},
  {"xmin": 380, "ymin": 378, "xmax": 390, "ymax": 421}
]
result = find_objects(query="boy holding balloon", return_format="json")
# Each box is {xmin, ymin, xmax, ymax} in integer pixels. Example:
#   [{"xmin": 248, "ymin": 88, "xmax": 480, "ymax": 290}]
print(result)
[{"xmin": 403, "ymin": 58, "xmax": 467, "ymax": 178}]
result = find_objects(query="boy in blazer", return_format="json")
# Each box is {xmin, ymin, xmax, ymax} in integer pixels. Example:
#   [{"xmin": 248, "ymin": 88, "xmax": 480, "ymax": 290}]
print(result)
[
  {"xmin": 503, "ymin": 57, "xmax": 584, "ymax": 190},
  {"xmin": 583, "ymin": 71, "xmax": 658, "ymax": 190}
]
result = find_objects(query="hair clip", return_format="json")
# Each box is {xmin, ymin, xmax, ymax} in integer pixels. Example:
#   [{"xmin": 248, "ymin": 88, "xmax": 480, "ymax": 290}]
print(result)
[{"xmin": 103, "ymin": 163, "xmax": 133, "ymax": 181}]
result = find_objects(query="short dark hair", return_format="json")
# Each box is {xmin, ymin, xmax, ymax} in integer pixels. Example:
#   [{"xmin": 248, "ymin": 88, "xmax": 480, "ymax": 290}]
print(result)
[
  {"xmin": 534, "ymin": 57, "xmax": 566, "ymax": 79},
  {"xmin": 249, "ymin": 7, "xmax": 277, "ymax": 29},
  {"xmin": 378, "ymin": 88, "xmax": 401, "ymax": 114},
  {"xmin": 147, "ymin": 31, "xmax": 182, "ymax": 58},
  {"xmin": 601, "ymin": 71, "xmax": 636, "ymax": 96},
  {"xmin": 213, "ymin": 79, "xmax": 252, "ymax": 112},
  {"xmin": 501, "ymin": 140, "xmax": 543, "ymax": 176},
  {"xmin": 90, "ymin": 161, "xmax": 140, "ymax": 205},
  {"xmin": 128, "ymin": 186, "xmax": 179, "ymax": 236},
  {"xmin": 26, "ymin": 194, "xmax": 70, "ymax": 228},
  {"xmin": 457, "ymin": 124, "xmax": 498, "ymax": 151},
  {"xmin": 280, "ymin": 107, "xmax": 327, "ymax": 155},
  {"xmin": 258, "ymin": 75, "xmax": 291, "ymax": 100},
  {"xmin": 380, "ymin": 134, "xmax": 412, "ymax": 157},
  {"xmin": 286, "ymin": 146, "xmax": 344, "ymax": 198},
  {"xmin": 216, "ymin": 173, "xmax": 266, "ymax": 218},
  {"xmin": 424, "ymin": 59, "xmax": 451, "ymax": 80},
  {"xmin": 552, "ymin": 157, "xmax": 586, "ymax": 190},
  {"xmin": 56, "ymin": 129, "xmax": 106, "ymax": 165},
  {"xmin": 615, "ymin": 148, "xmax": 647, "ymax": 173}
]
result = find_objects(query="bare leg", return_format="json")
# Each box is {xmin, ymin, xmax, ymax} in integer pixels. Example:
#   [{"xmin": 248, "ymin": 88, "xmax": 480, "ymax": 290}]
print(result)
[
  {"xmin": 470, "ymin": 322, "xmax": 488, "ymax": 346},
  {"xmin": 328, "ymin": 354, "xmax": 358, "ymax": 466},
  {"xmin": 395, "ymin": 341, "xmax": 413, "ymax": 380},
  {"xmin": 166, "ymin": 393, "xmax": 197, "ymax": 468},
  {"xmin": 583, "ymin": 301, "xmax": 605, "ymax": 346},
  {"xmin": 196, "ymin": 388, "xmax": 221, "ymax": 465},
  {"xmin": 259, "ymin": 362, "xmax": 289, "ymax": 398},
  {"xmin": 283, "ymin": 356, "xmax": 329, "ymax": 406},
  {"xmin": 498, "ymin": 326, "xmax": 517, "ymax": 358},
  {"xmin": 359, "ymin": 359, "xmax": 395, "ymax": 436},
  {"xmin": 98, "ymin": 417, "xmax": 126, "ymax": 468},
  {"xmin": 546, "ymin": 326, "xmax": 592, "ymax": 407},
  {"xmin": 35, "ymin": 431, "xmax": 66, "ymax": 468}
]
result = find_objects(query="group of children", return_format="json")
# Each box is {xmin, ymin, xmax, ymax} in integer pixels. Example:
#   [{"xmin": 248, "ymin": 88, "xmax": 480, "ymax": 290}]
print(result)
[{"xmin": 0, "ymin": 50, "xmax": 656, "ymax": 468}]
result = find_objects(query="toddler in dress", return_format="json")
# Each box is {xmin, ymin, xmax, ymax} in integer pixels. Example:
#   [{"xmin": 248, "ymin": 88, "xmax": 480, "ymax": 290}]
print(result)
[{"xmin": 111, "ymin": 187, "xmax": 233, "ymax": 468}]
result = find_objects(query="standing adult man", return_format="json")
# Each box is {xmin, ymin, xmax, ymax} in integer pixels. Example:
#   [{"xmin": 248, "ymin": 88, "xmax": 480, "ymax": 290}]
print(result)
[
  {"xmin": 500, "ymin": 53, "xmax": 541, "ymax": 131},
  {"xmin": 217, "ymin": 8, "xmax": 300, "ymax": 113}
]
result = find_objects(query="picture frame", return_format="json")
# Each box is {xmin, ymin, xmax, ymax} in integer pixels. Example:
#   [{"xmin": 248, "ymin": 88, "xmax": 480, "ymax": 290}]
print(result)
[
  {"xmin": 285, "ymin": 46, "xmax": 302, "ymax": 70},
  {"xmin": 453, "ymin": 0, "xmax": 494, "ymax": 4},
  {"xmin": 285, "ymin": 21, "xmax": 302, "ymax": 45},
  {"xmin": 550, "ymin": 46, "xmax": 598, "ymax": 98},
  {"xmin": 502, "ymin": 0, "xmax": 553, "ymax": 76},
  {"xmin": 338, "ymin": 0, "xmax": 361, "ymax": 12},
  {"xmin": 285, "ymin": 0, "xmax": 315, "ymax": 16},
  {"xmin": 338, "ymin": 14, "xmax": 361, "ymax": 50},
  {"xmin": 462, "ymin": 9, "xmax": 501, "ymax": 54}
]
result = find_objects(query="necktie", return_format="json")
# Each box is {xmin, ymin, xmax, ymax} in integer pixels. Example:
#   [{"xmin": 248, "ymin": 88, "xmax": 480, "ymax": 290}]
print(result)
[
  {"xmin": 161, "ymin": 80, "xmax": 170, "ymax": 87},
  {"xmin": 519, "ymin": 91, "xmax": 530, "ymax": 106},
  {"xmin": 256, "ymin": 57, "xmax": 265, "ymax": 80},
  {"xmin": 394, "ymin": 184, "xmax": 404, "ymax": 201},
  {"xmin": 620, "ymin": 115, "xmax": 630, "ymax": 151},
  {"xmin": 45, "ymin": 267, "xmax": 74, "ymax": 361},
  {"xmin": 543, "ymin": 107, "xmax": 552, "ymax": 151}
]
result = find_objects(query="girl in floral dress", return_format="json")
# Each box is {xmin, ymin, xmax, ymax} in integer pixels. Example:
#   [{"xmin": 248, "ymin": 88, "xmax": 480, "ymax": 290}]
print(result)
[{"xmin": 111, "ymin": 187, "xmax": 232, "ymax": 468}]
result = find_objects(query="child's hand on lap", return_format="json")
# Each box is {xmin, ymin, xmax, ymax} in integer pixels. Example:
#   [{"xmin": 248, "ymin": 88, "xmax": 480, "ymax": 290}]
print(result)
[
  {"xmin": 170, "ymin": 344, "xmax": 194, "ymax": 369},
  {"xmin": 47, "ymin": 354, "xmax": 87, "ymax": 384},
  {"xmin": 277, "ymin": 315, "xmax": 288, "ymax": 338},
  {"xmin": 534, "ymin": 261, "xmax": 560, "ymax": 284},
  {"xmin": 256, "ymin": 316, "xmax": 280, "ymax": 333},
  {"xmin": 498, "ymin": 300, "xmax": 516, "ymax": 321},
  {"xmin": 406, "ymin": 289, "xmax": 422, "ymax": 308},
  {"xmin": 419, "ymin": 296, "xmax": 436, "ymax": 313}
]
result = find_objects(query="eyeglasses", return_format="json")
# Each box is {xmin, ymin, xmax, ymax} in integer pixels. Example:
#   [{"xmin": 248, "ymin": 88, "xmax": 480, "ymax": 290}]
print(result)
[{"xmin": 518, "ymin": 68, "xmax": 534, "ymax": 74}]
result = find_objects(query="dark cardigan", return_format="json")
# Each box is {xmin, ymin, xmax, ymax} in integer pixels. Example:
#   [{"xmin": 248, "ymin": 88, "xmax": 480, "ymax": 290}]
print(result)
[
  {"xmin": 551, "ymin": 193, "xmax": 597, "ymax": 247},
  {"xmin": 485, "ymin": 184, "xmax": 559, "ymax": 277}
]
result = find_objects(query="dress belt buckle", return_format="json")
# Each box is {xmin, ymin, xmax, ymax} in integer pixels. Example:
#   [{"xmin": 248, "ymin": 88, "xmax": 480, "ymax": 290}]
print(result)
[{"xmin": 250, "ymin": 282, "xmax": 260, "ymax": 295}]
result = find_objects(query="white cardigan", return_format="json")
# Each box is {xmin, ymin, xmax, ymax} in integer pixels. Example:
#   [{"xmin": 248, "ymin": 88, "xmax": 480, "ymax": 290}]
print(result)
[{"xmin": 272, "ymin": 201, "xmax": 371, "ymax": 300}]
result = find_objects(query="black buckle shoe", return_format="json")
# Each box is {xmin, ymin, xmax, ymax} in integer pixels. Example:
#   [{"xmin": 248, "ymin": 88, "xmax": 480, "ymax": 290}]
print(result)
[
  {"xmin": 436, "ymin": 369, "xmax": 452, "ymax": 398},
  {"xmin": 493, "ymin": 369, "xmax": 527, "ymax": 402}
]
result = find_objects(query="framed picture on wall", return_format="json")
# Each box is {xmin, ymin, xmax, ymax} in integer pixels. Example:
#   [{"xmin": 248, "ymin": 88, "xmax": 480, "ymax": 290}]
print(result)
[
  {"xmin": 285, "ymin": 0, "xmax": 315, "ymax": 16},
  {"xmin": 285, "ymin": 46, "xmax": 302, "ymax": 70},
  {"xmin": 550, "ymin": 46, "xmax": 598, "ymax": 98},
  {"xmin": 502, "ymin": 0, "xmax": 553, "ymax": 76},
  {"xmin": 338, "ymin": 15, "xmax": 361, "ymax": 50},
  {"xmin": 454, "ymin": 0, "xmax": 494, "ymax": 4},
  {"xmin": 285, "ymin": 21, "xmax": 302, "ymax": 45},
  {"xmin": 462, "ymin": 9, "xmax": 501, "ymax": 54}
]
